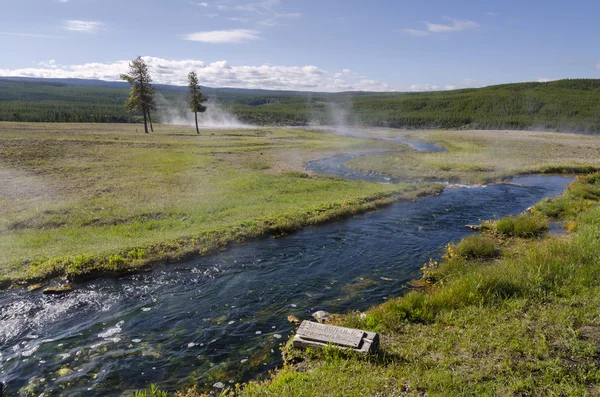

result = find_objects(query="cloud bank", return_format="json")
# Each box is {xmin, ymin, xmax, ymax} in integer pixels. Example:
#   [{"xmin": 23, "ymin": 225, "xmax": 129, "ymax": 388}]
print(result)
[{"xmin": 0, "ymin": 57, "xmax": 390, "ymax": 92}]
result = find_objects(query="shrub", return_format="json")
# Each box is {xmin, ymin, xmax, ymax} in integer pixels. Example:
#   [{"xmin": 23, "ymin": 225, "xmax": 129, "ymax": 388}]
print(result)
[{"xmin": 454, "ymin": 235, "xmax": 499, "ymax": 259}]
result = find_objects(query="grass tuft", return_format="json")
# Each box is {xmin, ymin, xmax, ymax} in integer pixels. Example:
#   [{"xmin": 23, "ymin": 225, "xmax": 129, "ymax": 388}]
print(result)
[
  {"xmin": 488, "ymin": 213, "xmax": 548, "ymax": 238},
  {"xmin": 453, "ymin": 234, "xmax": 499, "ymax": 259}
]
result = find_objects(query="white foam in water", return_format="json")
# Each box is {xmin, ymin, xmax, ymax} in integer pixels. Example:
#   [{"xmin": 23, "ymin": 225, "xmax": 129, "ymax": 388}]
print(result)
[
  {"xmin": 1, "ymin": 290, "xmax": 118, "ymax": 348},
  {"xmin": 98, "ymin": 321, "xmax": 124, "ymax": 339},
  {"xmin": 445, "ymin": 183, "xmax": 488, "ymax": 189},
  {"xmin": 21, "ymin": 344, "xmax": 40, "ymax": 357}
]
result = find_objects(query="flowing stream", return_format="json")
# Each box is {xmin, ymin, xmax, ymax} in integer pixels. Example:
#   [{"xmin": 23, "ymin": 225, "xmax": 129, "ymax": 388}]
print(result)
[{"xmin": 0, "ymin": 132, "xmax": 573, "ymax": 396}]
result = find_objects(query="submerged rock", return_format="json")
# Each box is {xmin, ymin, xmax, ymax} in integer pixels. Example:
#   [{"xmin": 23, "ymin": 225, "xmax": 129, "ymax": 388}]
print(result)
[
  {"xmin": 43, "ymin": 284, "xmax": 72, "ymax": 295},
  {"xmin": 27, "ymin": 284, "xmax": 43, "ymax": 292},
  {"xmin": 56, "ymin": 367, "xmax": 72, "ymax": 377},
  {"xmin": 213, "ymin": 382, "xmax": 225, "ymax": 389},
  {"xmin": 287, "ymin": 315, "xmax": 301, "ymax": 325},
  {"xmin": 311, "ymin": 310, "xmax": 330, "ymax": 323}
]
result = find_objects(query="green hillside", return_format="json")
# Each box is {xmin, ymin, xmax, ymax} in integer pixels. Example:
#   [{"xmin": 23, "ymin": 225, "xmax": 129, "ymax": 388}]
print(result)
[{"xmin": 2, "ymin": 78, "xmax": 600, "ymax": 132}]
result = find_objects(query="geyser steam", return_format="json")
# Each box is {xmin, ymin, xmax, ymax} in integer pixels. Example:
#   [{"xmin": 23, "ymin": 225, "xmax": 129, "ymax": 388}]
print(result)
[
  {"xmin": 155, "ymin": 93, "xmax": 251, "ymax": 129},
  {"xmin": 326, "ymin": 102, "xmax": 352, "ymax": 134}
]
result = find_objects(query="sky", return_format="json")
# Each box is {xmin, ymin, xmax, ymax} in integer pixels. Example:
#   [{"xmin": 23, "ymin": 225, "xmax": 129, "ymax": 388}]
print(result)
[{"xmin": 1, "ymin": 0, "xmax": 599, "ymax": 92}]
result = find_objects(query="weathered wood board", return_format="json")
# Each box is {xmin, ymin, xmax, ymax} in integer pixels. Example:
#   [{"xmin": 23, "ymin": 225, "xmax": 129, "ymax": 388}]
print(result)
[{"xmin": 293, "ymin": 321, "xmax": 379, "ymax": 354}]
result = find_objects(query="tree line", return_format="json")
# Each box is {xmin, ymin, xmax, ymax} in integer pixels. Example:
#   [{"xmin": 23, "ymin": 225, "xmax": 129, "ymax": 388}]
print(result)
[{"xmin": 3, "ymin": 72, "xmax": 600, "ymax": 133}]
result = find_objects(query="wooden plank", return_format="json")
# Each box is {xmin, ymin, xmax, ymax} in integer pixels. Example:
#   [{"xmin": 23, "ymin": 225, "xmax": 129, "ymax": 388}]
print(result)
[{"xmin": 296, "ymin": 321, "xmax": 365, "ymax": 348}]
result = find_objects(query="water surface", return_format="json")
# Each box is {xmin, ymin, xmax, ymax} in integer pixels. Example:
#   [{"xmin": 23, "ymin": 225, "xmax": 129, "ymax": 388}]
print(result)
[{"xmin": 0, "ymin": 174, "xmax": 572, "ymax": 396}]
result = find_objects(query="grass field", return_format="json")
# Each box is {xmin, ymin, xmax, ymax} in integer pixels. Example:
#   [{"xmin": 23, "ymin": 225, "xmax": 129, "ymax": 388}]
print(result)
[
  {"xmin": 235, "ymin": 173, "xmax": 600, "ymax": 397},
  {"xmin": 347, "ymin": 129, "xmax": 600, "ymax": 184},
  {"xmin": 0, "ymin": 122, "xmax": 439, "ymax": 285}
]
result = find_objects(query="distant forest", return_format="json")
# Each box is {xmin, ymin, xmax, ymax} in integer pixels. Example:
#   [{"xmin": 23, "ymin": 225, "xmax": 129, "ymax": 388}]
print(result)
[{"xmin": 2, "ymin": 78, "xmax": 600, "ymax": 132}]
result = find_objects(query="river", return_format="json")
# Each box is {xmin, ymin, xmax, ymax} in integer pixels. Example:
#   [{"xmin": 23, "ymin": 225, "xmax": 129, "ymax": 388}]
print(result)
[{"xmin": 0, "ymin": 132, "xmax": 573, "ymax": 396}]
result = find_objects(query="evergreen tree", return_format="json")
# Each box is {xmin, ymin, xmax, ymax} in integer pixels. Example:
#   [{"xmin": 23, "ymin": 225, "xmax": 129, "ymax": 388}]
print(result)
[
  {"xmin": 187, "ymin": 71, "xmax": 207, "ymax": 134},
  {"xmin": 120, "ymin": 56, "xmax": 156, "ymax": 133}
]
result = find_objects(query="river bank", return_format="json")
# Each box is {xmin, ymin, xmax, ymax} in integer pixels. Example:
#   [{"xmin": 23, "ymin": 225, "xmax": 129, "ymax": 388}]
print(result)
[{"xmin": 239, "ymin": 173, "xmax": 600, "ymax": 396}]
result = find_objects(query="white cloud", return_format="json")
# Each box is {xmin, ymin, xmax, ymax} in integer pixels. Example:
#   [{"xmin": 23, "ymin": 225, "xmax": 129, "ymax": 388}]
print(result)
[
  {"xmin": 227, "ymin": 17, "xmax": 249, "ymax": 23},
  {"xmin": 212, "ymin": 0, "xmax": 300, "ymax": 26},
  {"xmin": 403, "ymin": 78, "xmax": 480, "ymax": 92},
  {"xmin": 63, "ymin": 20, "xmax": 103, "ymax": 33},
  {"xmin": 405, "ymin": 17, "xmax": 479, "ymax": 36},
  {"xmin": 407, "ymin": 84, "xmax": 442, "ymax": 91},
  {"xmin": 38, "ymin": 59, "xmax": 61, "ymax": 68},
  {"xmin": 259, "ymin": 11, "xmax": 302, "ymax": 26},
  {"xmin": 274, "ymin": 12, "xmax": 302, "ymax": 18},
  {"xmin": 183, "ymin": 29, "xmax": 260, "ymax": 43},
  {"xmin": 258, "ymin": 19, "xmax": 278, "ymax": 27},
  {"xmin": 0, "ymin": 32, "xmax": 64, "ymax": 39},
  {"xmin": 0, "ymin": 56, "xmax": 390, "ymax": 92},
  {"xmin": 536, "ymin": 77, "xmax": 556, "ymax": 83},
  {"xmin": 403, "ymin": 28, "xmax": 430, "ymax": 37},
  {"xmin": 217, "ymin": 4, "xmax": 257, "ymax": 12},
  {"xmin": 426, "ymin": 18, "xmax": 479, "ymax": 33},
  {"xmin": 196, "ymin": 2, "xmax": 209, "ymax": 6}
]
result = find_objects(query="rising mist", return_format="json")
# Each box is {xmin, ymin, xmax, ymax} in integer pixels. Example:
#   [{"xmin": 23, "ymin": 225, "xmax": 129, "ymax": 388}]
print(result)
[{"xmin": 155, "ymin": 93, "xmax": 252, "ymax": 129}]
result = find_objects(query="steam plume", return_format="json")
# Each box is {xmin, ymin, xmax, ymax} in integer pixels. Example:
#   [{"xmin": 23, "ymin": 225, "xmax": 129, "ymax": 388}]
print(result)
[{"xmin": 155, "ymin": 93, "xmax": 252, "ymax": 129}]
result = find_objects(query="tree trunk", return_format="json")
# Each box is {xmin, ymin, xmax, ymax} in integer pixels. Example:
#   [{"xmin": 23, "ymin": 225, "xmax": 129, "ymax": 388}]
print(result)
[
  {"xmin": 147, "ymin": 110, "xmax": 154, "ymax": 132},
  {"xmin": 195, "ymin": 112, "xmax": 199, "ymax": 134},
  {"xmin": 143, "ymin": 108, "xmax": 148, "ymax": 133}
]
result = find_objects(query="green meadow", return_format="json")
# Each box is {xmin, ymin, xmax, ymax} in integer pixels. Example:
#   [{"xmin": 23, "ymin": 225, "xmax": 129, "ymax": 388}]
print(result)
[{"xmin": 0, "ymin": 122, "xmax": 437, "ymax": 284}]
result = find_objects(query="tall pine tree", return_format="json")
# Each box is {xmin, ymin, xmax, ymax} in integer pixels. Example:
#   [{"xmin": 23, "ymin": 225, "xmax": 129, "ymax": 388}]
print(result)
[
  {"xmin": 120, "ymin": 56, "xmax": 156, "ymax": 133},
  {"xmin": 187, "ymin": 71, "xmax": 207, "ymax": 134}
]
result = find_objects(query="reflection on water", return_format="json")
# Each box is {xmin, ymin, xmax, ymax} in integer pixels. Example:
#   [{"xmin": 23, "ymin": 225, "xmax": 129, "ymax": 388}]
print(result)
[{"xmin": 0, "ymin": 174, "xmax": 572, "ymax": 396}]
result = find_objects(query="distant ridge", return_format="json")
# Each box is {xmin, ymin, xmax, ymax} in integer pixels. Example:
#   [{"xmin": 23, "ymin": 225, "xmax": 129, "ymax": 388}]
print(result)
[{"xmin": 0, "ymin": 76, "xmax": 327, "ymax": 96}]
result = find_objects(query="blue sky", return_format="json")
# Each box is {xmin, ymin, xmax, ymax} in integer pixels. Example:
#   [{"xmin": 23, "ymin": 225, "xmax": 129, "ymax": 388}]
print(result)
[{"xmin": 1, "ymin": 0, "xmax": 599, "ymax": 92}]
